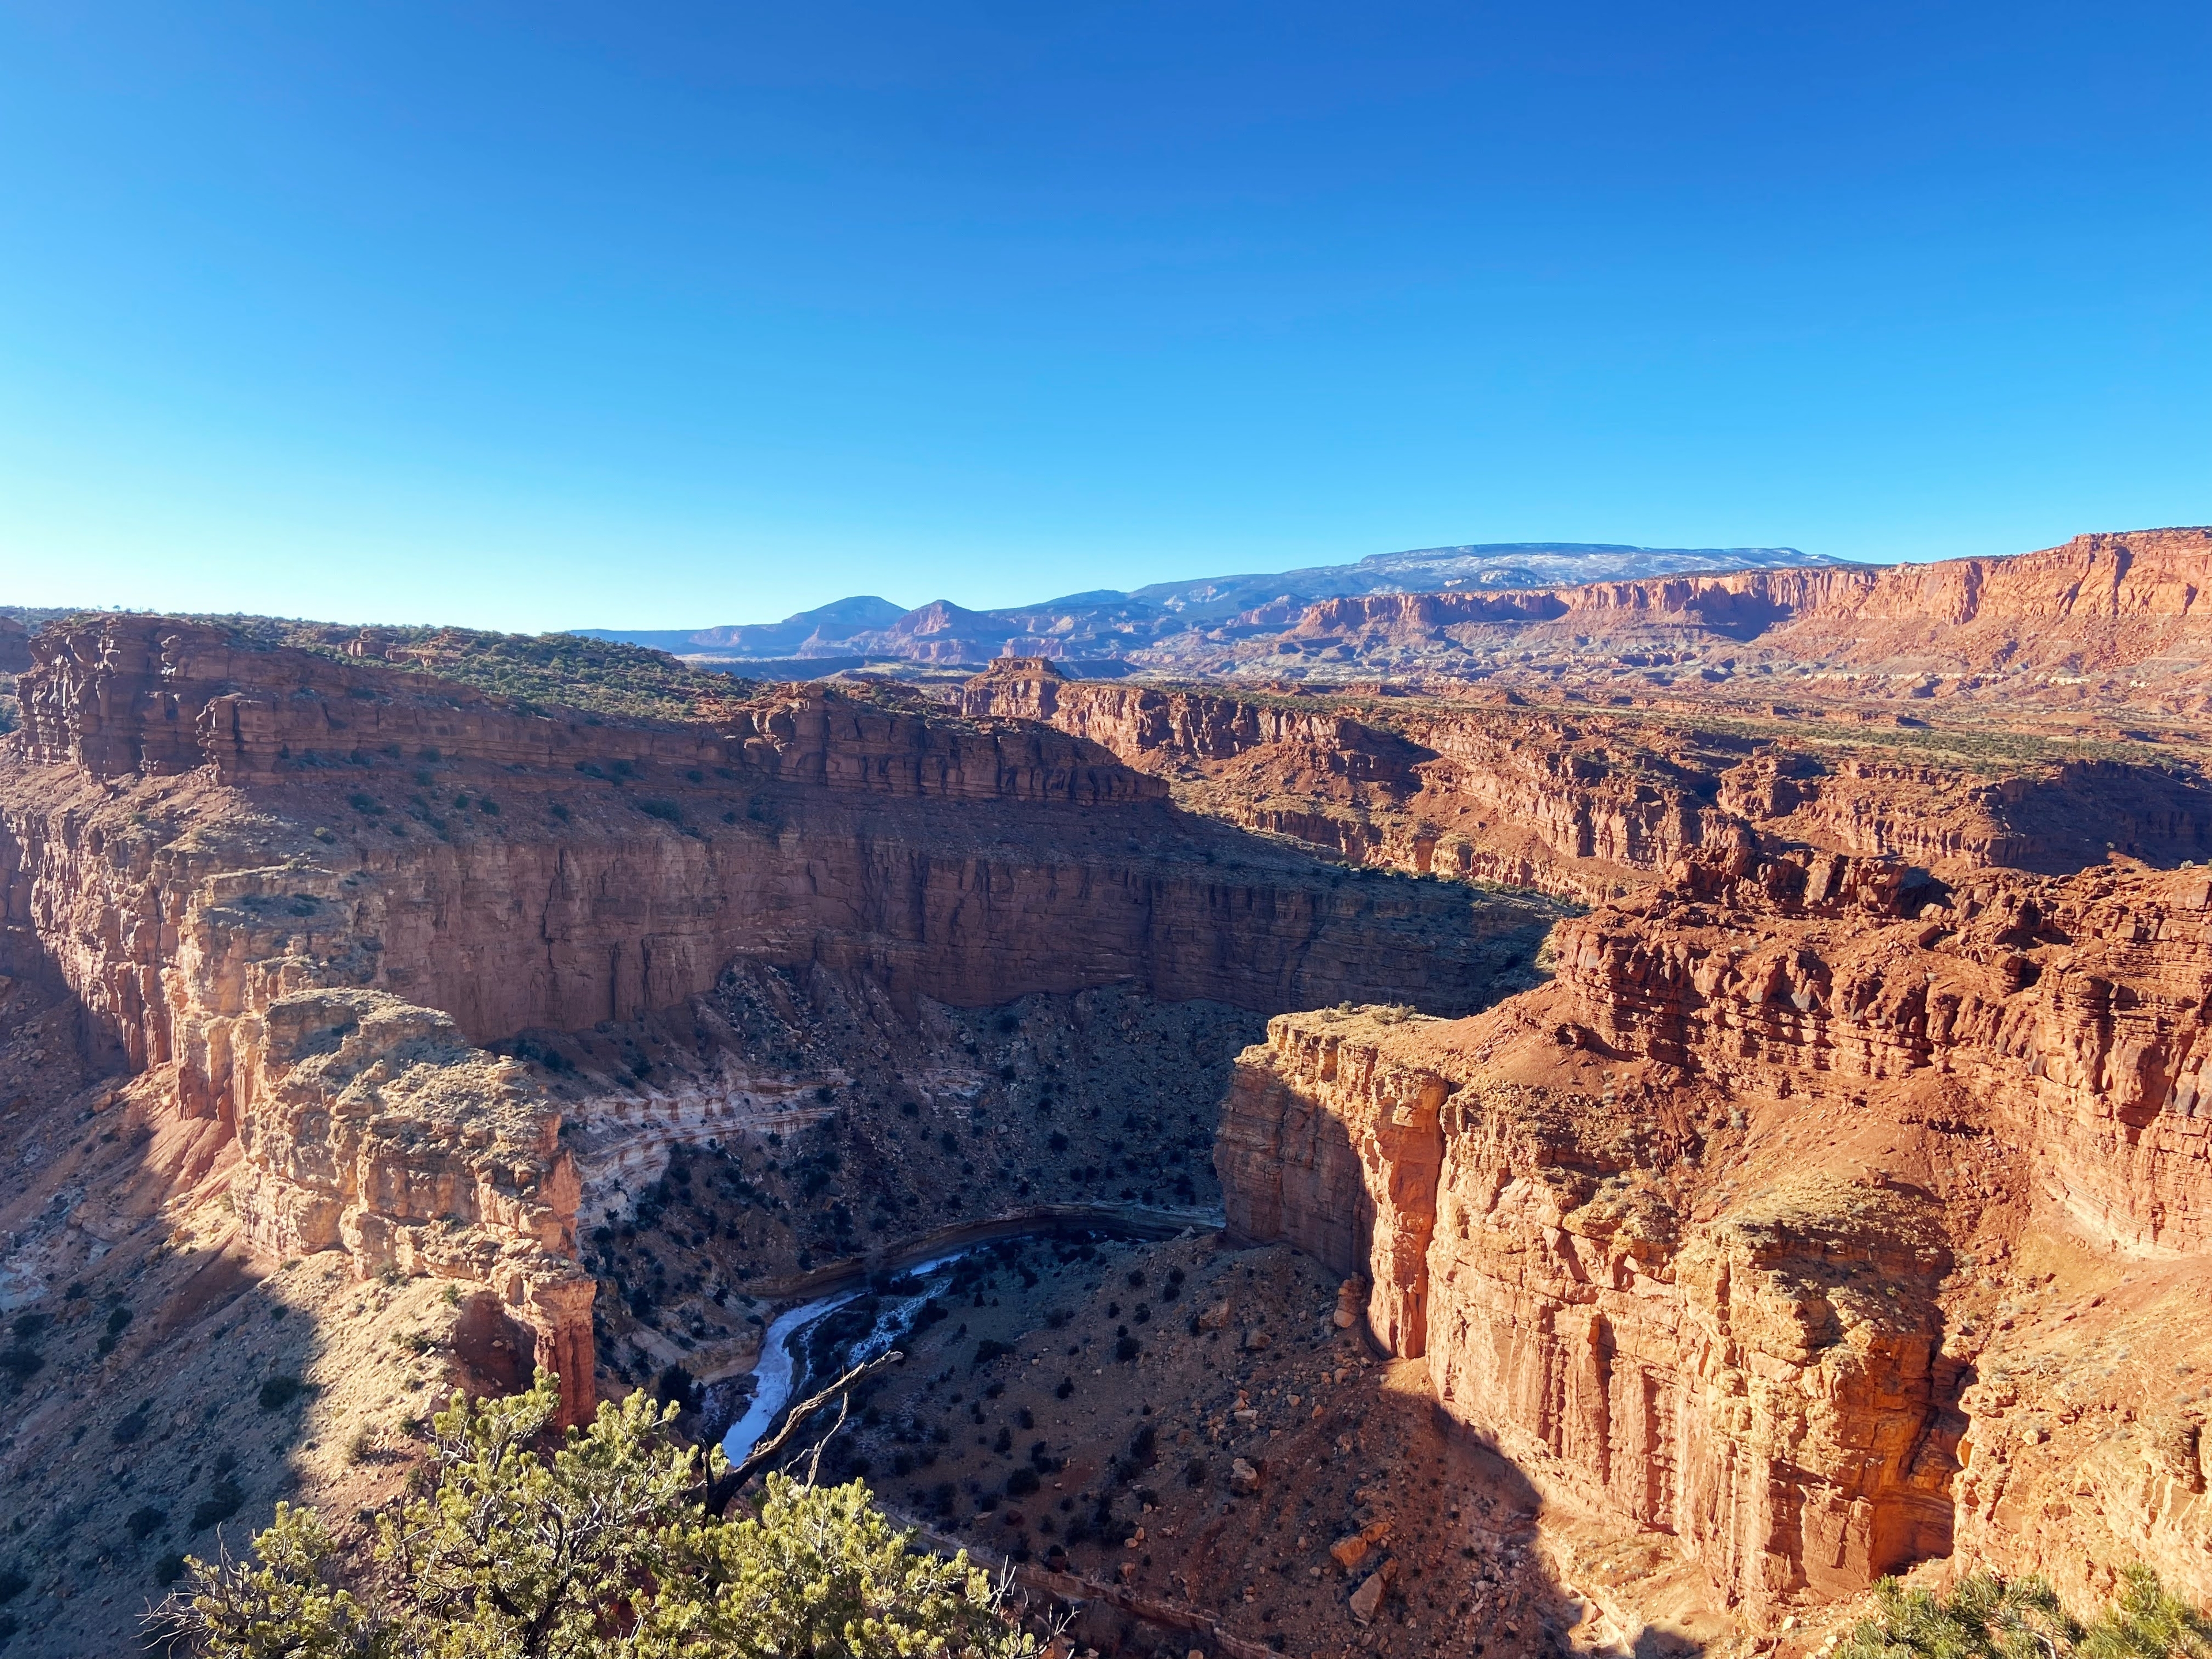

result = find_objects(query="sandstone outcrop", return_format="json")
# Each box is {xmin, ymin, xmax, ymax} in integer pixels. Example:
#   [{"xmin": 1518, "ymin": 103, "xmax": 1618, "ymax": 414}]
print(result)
[
  {"xmin": 230, "ymin": 988, "xmax": 595, "ymax": 1425},
  {"xmin": 2, "ymin": 619, "xmax": 1545, "ymax": 1116},
  {"xmin": 1219, "ymin": 843, "xmax": 2212, "ymax": 1619},
  {"xmin": 964, "ymin": 663, "xmax": 2212, "ymax": 902},
  {"xmin": 16, "ymin": 618, "xmax": 1160, "ymax": 800},
  {"xmin": 0, "ymin": 616, "xmax": 1548, "ymax": 1427},
  {"xmin": 1154, "ymin": 527, "xmax": 2212, "ymax": 693},
  {"xmin": 960, "ymin": 660, "xmax": 1421, "ymax": 774},
  {"xmin": 1764, "ymin": 528, "xmax": 2212, "ymax": 679},
  {"xmin": 1559, "ymin": 845, "xmax": 2212, "ymax": 1255}
]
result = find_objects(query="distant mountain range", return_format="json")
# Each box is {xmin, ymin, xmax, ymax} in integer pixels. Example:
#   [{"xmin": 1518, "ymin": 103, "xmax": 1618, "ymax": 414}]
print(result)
[{"xmin": 579, "ymin": 541, "xmax": 1860, "ymax": 666}]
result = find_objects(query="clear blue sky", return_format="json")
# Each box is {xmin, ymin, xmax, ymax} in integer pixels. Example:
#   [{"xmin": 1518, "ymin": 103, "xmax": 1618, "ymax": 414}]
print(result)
[{"xmin": 1, "ymin": 3, "xmax": 2205, "ymax": 632}]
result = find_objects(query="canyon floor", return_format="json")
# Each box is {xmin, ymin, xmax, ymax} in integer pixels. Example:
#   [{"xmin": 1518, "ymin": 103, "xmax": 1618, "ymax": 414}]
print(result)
[{"xmin": 794, "ymin": 1229, "xmax": 1753, "ymax": 1659}]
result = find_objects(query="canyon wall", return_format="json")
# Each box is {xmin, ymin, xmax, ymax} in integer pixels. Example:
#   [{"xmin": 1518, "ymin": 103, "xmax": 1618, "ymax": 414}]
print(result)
[
  {"xmin": 1552, "ymin": 844, "xmax": 2212, "ymax": 1256},
  {"xmin": 960, "ymin": 659, "xmax": 1422, "ymax": 775},
  {"xmin": 1218, "ymin": 1005, "xmax": 1961, "ymax": 1615},
  {"xmin": 228, "ymin": 987, "xmax": 597, "ymax": 1426},
  {"xmin": 0, "ymin": 618, "xmax": 1549, "ymax": 1423},
  {"xmin": 1217, "ymin": 527, "xmax": 2212, "ymax": 683},
  {"xmin": 1762, "ymin": 528, "xmax": 2212, "ymax": 677},
  {"xmin": 964, "ymin": 661, "xmax": 2212, "ymax": 902},
  {"xmin": 16, "ymin": 618, "xmax": 1161, "ymax": 800},
  {"xmin": 1219, "ymin": 844, "xmax": 2212, "ymax": 1619},
  {"xmin": 1280, "ymin": 563, "xmax": 1862, "ymax": 651},
  {"xmin": 2, "ymin": 622, "xmax": 1541, "ymax": 1104},
  {"xmin": 962, "ymin": 662, "xmax": 1726, "ymax": 900}
]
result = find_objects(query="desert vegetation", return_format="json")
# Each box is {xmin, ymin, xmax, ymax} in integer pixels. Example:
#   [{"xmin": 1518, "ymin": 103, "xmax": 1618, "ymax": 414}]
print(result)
[
  {"xmin": 149, "ymin": 1374, "xmax": 1042, "ymax": 1659},
  {"xmin": 1838, "ymin": 1569, "xmax": 2212, "ymax": 1659}
]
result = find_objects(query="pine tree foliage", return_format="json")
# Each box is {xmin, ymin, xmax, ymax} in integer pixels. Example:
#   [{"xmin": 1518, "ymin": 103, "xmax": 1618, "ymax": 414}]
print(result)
[
  {"xmin": 1841, "ymin": 1567, "xmax": 2212, "ymax": 1659},
  {"xmin": 149, "ymin": 1374, "xmax": 1042, "ymax": 1659}
]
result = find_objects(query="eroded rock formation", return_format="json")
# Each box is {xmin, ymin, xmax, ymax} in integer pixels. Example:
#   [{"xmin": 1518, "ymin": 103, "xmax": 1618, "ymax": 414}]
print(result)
[
  {"xmin": 1219, "ymin": 843, "xmax": 2212, "ymax": 1619},
  {"xmin": 230, "ymin": 988, "xmax": 596, "ymax": 1425},
  {"xmin": 0, "ymin": 616, "xmax": 1547, "ymax": 1426},
  {"xmin": 1148, "ymin": 526, "xmax": 2212, "ymax": 692},
  {"xmin": 965, "ymin": 661, "xmax": 2212, "ymax": 901}
]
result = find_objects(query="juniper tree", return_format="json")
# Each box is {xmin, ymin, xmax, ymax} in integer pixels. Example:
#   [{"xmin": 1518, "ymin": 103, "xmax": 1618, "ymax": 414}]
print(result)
[{"xmin": 151, "ymin": 1373, "xmax": 1041, "ymax": 1659}]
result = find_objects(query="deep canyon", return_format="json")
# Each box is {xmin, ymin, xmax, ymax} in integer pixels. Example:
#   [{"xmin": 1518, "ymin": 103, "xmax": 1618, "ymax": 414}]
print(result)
[{"xmin": 2, "ymin": 529, "xmax": 2210, "ymax": 1659}]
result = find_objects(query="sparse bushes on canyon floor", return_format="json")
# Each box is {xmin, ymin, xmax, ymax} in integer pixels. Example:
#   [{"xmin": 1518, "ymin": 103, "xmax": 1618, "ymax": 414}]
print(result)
[{"xmin": 150, "ymin": 1373, "xmax": 1042, "ymax": 1659}]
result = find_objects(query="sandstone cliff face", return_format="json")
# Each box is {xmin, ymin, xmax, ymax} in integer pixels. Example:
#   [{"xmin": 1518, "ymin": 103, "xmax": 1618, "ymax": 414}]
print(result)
[
  {"xmin": 3, "ymin": 622, "xmax": 1539, "ymax": 1112},
  {"xmin": 1219, "ymin": 845, "xmax": 2212, "ymax": 1620},
  {"xmin": 962, "ymin": 663, "xmax": 1729, "ymax": 901},
  {"xmin": 964, "ymin": 664, "xmax": 2212, "ymax": 903},
  {"xmin": 1764, "ymin": 528, "xmax": 2212, "ymax": 677},
  {"xmin": 1278, "ymin": 565, "xmax": 1855, "ymax": 655},
  {"xmin": 1160, "ymin": 527, "xmax": 2212, "ymax": 692},
  {"xmin": 1555, "ymin": 847, "xmax": 2212, "ymax": 1256},
  {"xmin": 0, "ymin": 618, "xmax": 1548, "ymax": 1424},
  {"xmin": 1219, "ymin": 1009, "xmax": 1957, "ymax": 1615},
  {"xmin": 959, "ymin": 660, "xmax": 1421, "ymax": 776},
  {"xmin": 18, "ymin": 619, "xmax": 1162, "ymax": 801},
  {"xmin": 229, "ymin": 988, "xmax": 595, "ymax": 1425}
]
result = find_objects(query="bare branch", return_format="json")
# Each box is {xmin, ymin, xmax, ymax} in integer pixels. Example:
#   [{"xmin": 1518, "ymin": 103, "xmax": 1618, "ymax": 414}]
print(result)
[
  {"xmin": 703, "ymin": 1350, "xmax": 904, "ymax": 1514},
  {"xmin": 800, "ymin": 1391, "xmax": 852, "ymax": 1488}
]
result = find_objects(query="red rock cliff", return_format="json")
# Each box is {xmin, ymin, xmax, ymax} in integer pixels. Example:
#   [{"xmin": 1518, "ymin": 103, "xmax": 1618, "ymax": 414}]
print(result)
[
  {"xmin": 1, "ymin": 618, "xmax": 1551, "ymax": 1421},
  {"xmin": 1219, "ymin": 845, "xmax": 2212, "ymax": 1619},
  {"xmin": 965, "ymin": 664, "xmax": 2212, "ymax": 901}
]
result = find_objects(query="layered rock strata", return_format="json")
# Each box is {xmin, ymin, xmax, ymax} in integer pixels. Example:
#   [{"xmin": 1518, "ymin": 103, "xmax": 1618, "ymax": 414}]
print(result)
[
  {"xmin": 1219, "ymin": 844, "xmax": 2212, "ymax": 1618},
  {"xmin": 0, "ymin": 616, "xmax": 1548, "ymax": 1423},
  {"xmin": 965, "ymin": 661, "xmax": 2212, "ymax": 900},
  {"xmin": 230, "ymin": 988, "xmax": 596, "ymax": 1426},
  {"xmin": 1157, "ymin": 527, "xmax": 2212, "ymax": 690}
]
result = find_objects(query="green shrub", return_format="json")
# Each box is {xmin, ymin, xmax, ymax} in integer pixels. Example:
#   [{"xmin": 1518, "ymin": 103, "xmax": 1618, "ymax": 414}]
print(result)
[
  {"xmin": 1840, "ymin": 1567, "xmax": 2212, "ymax": 1659},
  {"xmin": 147, "ymin": 1373, "xmax": 1041, "ymax": 1658}
]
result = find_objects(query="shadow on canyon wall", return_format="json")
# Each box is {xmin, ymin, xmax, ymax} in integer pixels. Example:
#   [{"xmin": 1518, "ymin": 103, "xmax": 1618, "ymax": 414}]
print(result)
[{"xmin": 1992, "ymin": 759, "xmax": 2212, "ymax": 874}]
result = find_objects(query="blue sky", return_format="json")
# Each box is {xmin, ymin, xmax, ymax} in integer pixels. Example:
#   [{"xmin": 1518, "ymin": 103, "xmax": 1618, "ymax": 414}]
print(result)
[{"xmin": 0, "ymin": 2, "xmax": 2205, "ymax": 632}]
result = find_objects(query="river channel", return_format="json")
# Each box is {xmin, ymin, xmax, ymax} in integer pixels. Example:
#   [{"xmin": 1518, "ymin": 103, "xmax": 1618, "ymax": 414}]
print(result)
[{"xmin": 715, "ymin": 1206, "xmax": 1208, "ymax": 1469}]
